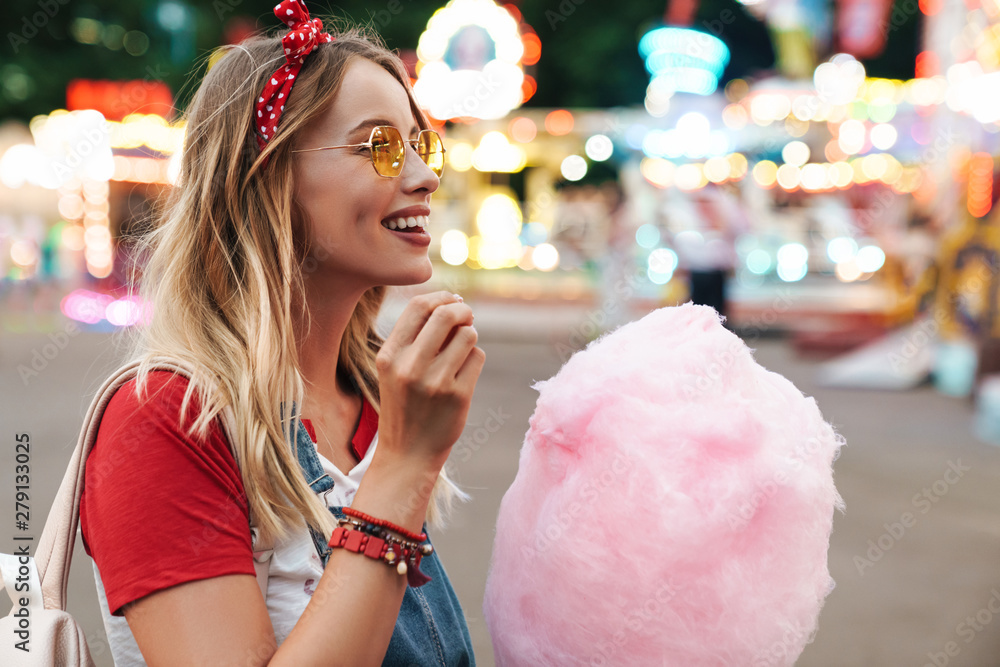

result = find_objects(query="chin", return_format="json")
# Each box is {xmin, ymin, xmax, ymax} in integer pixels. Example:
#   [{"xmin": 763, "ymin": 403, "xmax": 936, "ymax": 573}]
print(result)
[{"xmin": 385, "ymin": 260, "xmax": 434, "ymax": 286}]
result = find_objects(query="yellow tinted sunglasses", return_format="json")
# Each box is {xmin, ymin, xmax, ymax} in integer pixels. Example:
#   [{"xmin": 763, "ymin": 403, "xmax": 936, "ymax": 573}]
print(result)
[{"xmin": 292, "ymin": 125, "xmax": 445, "ymax": 178}]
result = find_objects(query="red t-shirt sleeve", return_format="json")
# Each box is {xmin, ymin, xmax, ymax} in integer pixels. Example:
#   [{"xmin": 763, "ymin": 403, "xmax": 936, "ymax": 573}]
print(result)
[{"xmin": 79, "ymin": 370, "xmax": 256, "ymax": 617}]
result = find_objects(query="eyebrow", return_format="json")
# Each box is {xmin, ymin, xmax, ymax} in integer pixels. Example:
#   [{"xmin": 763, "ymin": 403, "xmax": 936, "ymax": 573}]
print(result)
[{"xmin": 348, "ymin": 118, "xmax": 421, "ymax": 138}]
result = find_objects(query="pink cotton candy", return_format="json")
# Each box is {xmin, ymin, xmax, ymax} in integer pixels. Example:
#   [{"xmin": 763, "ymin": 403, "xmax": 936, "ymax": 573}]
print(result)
[{"xmin": 483, "ymin": 303, "xmax": 845, "ymax": 667}]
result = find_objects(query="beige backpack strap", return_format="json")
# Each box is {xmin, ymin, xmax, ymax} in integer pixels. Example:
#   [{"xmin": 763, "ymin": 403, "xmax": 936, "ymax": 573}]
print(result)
[{"xmin": 34, "ymin": 359, "xmax": 144, "ymax": 611}]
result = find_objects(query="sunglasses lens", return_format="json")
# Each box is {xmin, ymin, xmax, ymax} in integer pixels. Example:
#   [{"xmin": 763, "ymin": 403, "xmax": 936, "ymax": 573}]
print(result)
[
  {"xmin": 417, "ymin": 130, "xmax": 445, "ymax": 177},
  {"xmin": 371, "ymin": 126, "xmax": 404, "ymax": 177}
]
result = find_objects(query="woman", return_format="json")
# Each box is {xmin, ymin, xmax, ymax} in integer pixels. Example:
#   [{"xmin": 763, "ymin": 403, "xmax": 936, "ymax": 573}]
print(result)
[{"xmin": 78, "ymin": 3, "xmax": 484, "ymax": 665}]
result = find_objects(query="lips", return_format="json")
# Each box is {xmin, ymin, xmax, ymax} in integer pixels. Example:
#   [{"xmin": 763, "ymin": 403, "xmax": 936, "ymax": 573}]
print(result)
[
  {"xmin": 381, "ymin": 220, "xmax": 431, "ymax": 246},
  {"xmin": 382, "ymin": 205, "xmax": 430, "ymax": 222}
]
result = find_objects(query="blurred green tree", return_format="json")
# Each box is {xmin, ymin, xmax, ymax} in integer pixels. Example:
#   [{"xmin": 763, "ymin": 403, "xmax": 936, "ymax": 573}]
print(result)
[{"xmin": 0, "ymin": 0, "xmax": 916, "ymax": 122}]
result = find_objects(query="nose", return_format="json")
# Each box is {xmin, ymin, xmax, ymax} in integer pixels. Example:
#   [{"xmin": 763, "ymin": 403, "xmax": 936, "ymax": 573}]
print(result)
[{"xmin": 400, "ymin": 142, "xmax": 440, "ymax": 195}]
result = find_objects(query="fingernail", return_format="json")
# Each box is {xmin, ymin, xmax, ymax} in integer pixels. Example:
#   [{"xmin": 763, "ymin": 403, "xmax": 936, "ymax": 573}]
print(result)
[{"xmin": 453, "ymin": 293, "xmax": 463, "ymax": 302}]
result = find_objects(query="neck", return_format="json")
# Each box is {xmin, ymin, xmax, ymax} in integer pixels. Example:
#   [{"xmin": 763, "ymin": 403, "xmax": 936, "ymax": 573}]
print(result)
[{"xmin": 297, "ymin": 275, "xmax": 369, "ymax": 411}]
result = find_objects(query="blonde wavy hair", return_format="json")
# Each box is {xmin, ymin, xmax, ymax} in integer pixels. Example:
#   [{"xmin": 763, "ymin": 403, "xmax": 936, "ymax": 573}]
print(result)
[{"xmin": 118, "ymin": 24, "xmax": 470, "ymax": 547}]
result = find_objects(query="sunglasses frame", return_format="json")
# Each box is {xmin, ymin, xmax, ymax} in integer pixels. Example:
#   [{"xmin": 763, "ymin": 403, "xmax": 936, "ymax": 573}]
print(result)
[{"xmin": 291, "ymin": 125, "xmax": 446, "ymax": 178}]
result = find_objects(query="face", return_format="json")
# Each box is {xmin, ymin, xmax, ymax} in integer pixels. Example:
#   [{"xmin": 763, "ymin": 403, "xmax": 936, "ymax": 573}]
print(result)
[{"xmin": 291, "ymin": 57, "xmax": 440, "ymax": 292}]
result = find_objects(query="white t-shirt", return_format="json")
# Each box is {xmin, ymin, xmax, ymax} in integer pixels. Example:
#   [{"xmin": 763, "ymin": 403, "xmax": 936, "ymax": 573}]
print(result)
[{"xmin": 92, "ymin": 433, "xmax": 379, "ymax": 666}]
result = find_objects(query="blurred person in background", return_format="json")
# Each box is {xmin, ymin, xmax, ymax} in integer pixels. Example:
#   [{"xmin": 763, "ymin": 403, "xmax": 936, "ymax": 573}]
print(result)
[{"xmin": 673, "ymin": 184, "xmax": 741, "ymax": 324}]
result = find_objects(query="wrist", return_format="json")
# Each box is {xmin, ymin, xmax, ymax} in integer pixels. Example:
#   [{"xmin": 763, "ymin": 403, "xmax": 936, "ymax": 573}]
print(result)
[{"xmin": 351, "ymin": 454, "xmax": 440, "ymax": 535}]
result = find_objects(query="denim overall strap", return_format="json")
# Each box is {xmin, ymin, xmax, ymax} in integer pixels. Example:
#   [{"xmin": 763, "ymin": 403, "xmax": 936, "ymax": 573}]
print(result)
[{"xmin": 285, "ymin": 402, "xmax": 475, "ymax": 666}]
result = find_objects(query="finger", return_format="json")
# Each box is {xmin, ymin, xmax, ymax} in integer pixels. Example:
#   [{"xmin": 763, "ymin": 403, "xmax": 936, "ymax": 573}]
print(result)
[
  {"xmin": 438, "ymin": 313, "xmax": 473, "ymax": 353},
  {"xmin": 429, "ymin": 323, "xmax": 478, "ymax": 378},
  {"xmin": 409, "ymin": 302, "xmax": 474, "ymax": 361},
  {"xmin": 389, "ymin": 291, "xmax": 463, "ymax": 346},
  {"xmin": 454, "ymin": 345, "xmax": 486, "ymax": 396}
]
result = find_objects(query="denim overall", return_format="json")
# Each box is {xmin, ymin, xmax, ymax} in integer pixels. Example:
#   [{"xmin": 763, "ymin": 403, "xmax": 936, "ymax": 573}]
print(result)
[{"xmin": 286, "ymin": 407, "xmax": 476, "ymax": 666}]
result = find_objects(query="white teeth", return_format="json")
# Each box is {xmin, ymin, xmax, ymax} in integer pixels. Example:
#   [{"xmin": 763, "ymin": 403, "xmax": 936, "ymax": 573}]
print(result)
[{"xmin": 381, "ymin": 215, "xmax": 428, "ymax": 230}]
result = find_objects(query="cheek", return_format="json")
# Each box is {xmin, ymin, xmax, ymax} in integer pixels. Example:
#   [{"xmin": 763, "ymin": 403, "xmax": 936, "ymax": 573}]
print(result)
[
  {"xmin": 345, "ymin": 181, "xmax": 395, "ymax": 220},
  {"xmin": 294, "ymin": 167, "xmax": 394, "ymax": 228},
  {"xmin": 297, "ymin": 172, "xmax": 329, "ymax": 209}
]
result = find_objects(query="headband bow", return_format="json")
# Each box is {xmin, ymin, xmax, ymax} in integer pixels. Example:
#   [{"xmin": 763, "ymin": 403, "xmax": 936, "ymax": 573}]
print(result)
[{"xmin": 254, "ymin": 0, "xmax": 333, "ymax": 153}]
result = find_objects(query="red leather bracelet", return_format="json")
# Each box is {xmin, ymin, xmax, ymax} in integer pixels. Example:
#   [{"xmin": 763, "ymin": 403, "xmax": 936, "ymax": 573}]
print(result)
[
  {"xmin": 328, "ymin": 525, "xmax": 433, "ymax": 587},
  {"xmin": 342, "ymin": 506, "xmax": 427, "ymax": 542}
]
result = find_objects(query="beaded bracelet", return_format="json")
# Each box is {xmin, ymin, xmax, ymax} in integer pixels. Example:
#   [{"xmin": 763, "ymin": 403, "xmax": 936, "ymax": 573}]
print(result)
[
  {"xmin": 336, "ymin": 517, "xmax": 426, "ymax": 554},
  {"xmin": 342, "ymin": 506, "xmax": 427, "ymax": 543},
  {"xmin": 328, "ymin": 519, "xmax": 433, "ymax": 587}
]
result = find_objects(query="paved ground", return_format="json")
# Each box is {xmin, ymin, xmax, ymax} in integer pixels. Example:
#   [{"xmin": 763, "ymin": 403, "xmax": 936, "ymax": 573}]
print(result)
[{"xmin": 2, "ymin": 296, "xmax": 1000, "ymax": 666}]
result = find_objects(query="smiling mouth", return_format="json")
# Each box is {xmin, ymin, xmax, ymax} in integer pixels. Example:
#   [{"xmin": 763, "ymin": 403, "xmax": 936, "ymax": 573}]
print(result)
[{"xmin": 381, "ymin": 215, "xmax": 428, "ymax": 232}]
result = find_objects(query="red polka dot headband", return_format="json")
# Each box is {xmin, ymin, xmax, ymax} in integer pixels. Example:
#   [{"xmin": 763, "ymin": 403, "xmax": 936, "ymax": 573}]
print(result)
[{"xmin": 254, "ymin": 0, "xmax": 333, "ymax": 156}]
